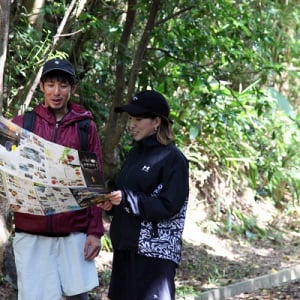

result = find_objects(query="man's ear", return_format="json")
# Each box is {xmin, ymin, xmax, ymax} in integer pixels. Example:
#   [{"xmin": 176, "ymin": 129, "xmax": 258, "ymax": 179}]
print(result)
[
  {"xmin": 39, "ymin": 81, "xmax": 44, "ymax": 92},
  {"xmin": 71, "ymin": 85, "xmax": 77, "ymax": 94}
]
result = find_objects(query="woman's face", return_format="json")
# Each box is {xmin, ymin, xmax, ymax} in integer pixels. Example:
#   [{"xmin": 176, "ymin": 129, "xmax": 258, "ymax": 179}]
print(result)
[{"xmin": 128, "ymin": 115, "xmax": 161, "ymax": 141}]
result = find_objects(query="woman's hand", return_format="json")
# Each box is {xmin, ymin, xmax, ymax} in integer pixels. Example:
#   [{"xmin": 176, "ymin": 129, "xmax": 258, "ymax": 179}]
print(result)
[
  {"xmin": 97, "ymin": 191, "xmax": 123, "ymax": 209},
  {"xmin": 105, "ymin": 190, "xmax": 123, "ymax": 206}
]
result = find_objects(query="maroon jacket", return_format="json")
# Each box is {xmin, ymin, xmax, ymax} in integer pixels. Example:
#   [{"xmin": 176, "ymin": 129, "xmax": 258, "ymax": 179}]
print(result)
[{"xmin": 12, "ymin": 102, "xmax": 104, "ymax": 238}]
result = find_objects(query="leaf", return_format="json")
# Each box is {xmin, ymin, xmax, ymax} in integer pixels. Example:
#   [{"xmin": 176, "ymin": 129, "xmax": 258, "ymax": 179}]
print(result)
[
  {"xmin": 268, "ymin": 87, "xmax": 295, "ymax": 117},
  {"xmin": 189, "ymin": 126, "xmax": 199, "ymax": 141}
]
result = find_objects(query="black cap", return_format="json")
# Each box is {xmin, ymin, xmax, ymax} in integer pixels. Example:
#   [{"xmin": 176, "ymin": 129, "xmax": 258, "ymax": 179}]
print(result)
[
  {"xmin": 42, "ymin": 59, "xmax": 76, "ymax": 77},
  {"xmin": 115, "ymin": 90, "xmax": 171, "ymax": 122}
]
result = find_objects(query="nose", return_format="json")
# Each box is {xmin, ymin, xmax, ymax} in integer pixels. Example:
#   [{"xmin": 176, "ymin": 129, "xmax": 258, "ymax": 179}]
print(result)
[
  {"xmin": 128, "ymin": 119, "xmax": 135, "ymax": 130},
  {"xmin": 53, "ymin": 84, "xmax": 61, "ymax": 95}
]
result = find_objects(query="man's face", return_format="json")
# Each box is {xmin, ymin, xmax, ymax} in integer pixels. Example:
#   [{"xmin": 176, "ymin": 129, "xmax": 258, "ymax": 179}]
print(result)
[{"xmin": 39, "ymin": 77, "xmax": 75, "ymax": 115}]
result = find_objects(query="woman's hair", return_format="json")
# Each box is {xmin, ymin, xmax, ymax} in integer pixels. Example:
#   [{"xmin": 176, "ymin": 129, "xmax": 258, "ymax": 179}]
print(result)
[{"xmin": 156, "ymin": 117, "xmax": 174, "ymax": 145}]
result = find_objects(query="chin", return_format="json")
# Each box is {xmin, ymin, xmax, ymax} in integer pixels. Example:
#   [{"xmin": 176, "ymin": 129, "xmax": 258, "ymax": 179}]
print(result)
[{"xmin": 132, "ymin": 136, "xmax": 141, "ymax": 141}]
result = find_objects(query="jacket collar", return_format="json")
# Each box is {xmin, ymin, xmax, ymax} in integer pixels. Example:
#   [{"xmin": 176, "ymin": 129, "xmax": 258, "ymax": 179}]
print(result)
[{"xmin": 135, "ymin": 134, "xmax": 161, "ymax": 151}]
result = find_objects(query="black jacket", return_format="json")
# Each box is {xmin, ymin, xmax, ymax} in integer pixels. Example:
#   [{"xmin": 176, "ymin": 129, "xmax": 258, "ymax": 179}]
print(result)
[{"xmin": 110, "ymin": 135, "xmax": 189, "ymax": 264}]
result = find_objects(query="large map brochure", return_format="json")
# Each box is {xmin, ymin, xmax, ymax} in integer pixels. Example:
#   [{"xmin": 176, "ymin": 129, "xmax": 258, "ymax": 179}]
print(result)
[{"xmin": 0, "ymin": 116, "xmax": 106, "ymax": 215}]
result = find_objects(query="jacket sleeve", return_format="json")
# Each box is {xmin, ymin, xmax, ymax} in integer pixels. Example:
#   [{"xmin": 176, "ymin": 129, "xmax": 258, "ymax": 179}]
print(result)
[
  {"xmin": 11, "ymin": 115, "xmax": 24, "ymax": 127},
  {"xmin": 86, "ymin": 120, "xmax": 105, "ymax": 237},
  {"xmin": 87, "ymin": 205, "xmax": 105, "ymax": 238},
  {"xmin": 122, "ymin": 149, "xmax": 189, "ymax": 222}
]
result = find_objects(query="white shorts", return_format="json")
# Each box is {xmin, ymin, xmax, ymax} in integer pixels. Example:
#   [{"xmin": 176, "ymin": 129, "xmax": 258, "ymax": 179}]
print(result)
[{"xmin": 13, "ymin": 232, "xmax": 98, "ymax": 300}]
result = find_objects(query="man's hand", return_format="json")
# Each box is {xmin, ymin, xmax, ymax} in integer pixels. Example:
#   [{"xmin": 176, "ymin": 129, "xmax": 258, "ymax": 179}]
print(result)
[
  {"xmin": 97, "ymin": 198, "xmax": 113, "ymax": 211},
  {"xmin": 84, "ymin": 234, "xmax": 101, "ymax": 260}
]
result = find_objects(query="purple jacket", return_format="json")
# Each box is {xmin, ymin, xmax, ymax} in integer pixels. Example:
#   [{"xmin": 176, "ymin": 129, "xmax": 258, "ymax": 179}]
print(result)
[{"xmin": 12, "ymin": 102, "xmax": 104, "ymax": 238}]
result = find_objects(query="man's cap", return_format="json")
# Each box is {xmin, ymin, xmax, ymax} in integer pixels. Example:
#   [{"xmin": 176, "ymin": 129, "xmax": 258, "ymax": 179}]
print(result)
[
  {"xmin": 115, "ymin": 90, "xmax": 172, "ymax": 122},
  {"xmin": 42, "ymin": 59, "xmax": 76, "ymax": 77}
]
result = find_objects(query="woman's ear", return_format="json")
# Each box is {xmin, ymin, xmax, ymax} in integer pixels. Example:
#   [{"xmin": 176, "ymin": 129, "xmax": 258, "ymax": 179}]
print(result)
[{"xmin": 154, "ymin": 116, "xmax": 162, "ymax": 127}]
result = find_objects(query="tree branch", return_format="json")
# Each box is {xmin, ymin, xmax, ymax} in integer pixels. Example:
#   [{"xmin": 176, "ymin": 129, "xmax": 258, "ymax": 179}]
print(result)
[
  {"xmin": 21, "ymin": 0, "xmax": 87, "ymax": 113},
  {"xmin": 155, "ymin": 5, "xmax": 196, "ymax": 27},
  {"xmin": 0, "ymin": 0, "xmax": 10, "ymax": 115},
  {"xmin": 127, "ymin": 0, "xmax": 161, "ymax": 93},
  {"xmin": 54, "ymin": 28, "xmax": 84, "ymax": 38},
  {"xmin": 147, "ymin": 47, "xmax": 215, "ymax": 69}
]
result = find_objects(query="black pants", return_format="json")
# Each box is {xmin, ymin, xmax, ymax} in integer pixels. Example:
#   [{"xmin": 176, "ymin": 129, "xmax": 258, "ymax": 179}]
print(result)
[{"xmin": 108, "ymin": 250, "xmax": 176, "ymax": 300}]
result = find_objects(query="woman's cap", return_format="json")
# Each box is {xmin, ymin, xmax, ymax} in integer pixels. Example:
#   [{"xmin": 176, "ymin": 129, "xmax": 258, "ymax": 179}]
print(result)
[
  {"xmin": 42, "ymin": 59, "xmax": 76, "ymax": 77},
  {"xmin": 115, "ymin": 90, "xmax": 171, "ymax": 122}
]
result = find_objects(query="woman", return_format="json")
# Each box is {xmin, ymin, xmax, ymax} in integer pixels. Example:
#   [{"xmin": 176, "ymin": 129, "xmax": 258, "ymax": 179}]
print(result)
[{"xmin": 100, "ymin": 90, "xmax": 189, "ymax": 300}]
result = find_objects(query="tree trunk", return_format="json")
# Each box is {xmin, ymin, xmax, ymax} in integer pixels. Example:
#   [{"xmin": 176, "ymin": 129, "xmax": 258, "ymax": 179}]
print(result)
[
  {"xmin": 0, "ymin": 2, "xmax": 16, "ymax": 287},
  {"xmin": 102, "ymin": 0, "xmax": 137, "ymax": 183},
  {"xmin": 102, "ymin": 0, "xmax": 161, "ymax": 183},
  {"xmin": 0, "ymin": 0, "xmax": 10, "ymax": 115},
  {"xmin": 23, "ymin": 0, "xmax": 45, "ymax": 30}
]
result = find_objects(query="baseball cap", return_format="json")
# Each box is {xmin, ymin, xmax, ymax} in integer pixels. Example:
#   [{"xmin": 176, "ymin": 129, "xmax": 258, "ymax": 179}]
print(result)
[
  {"xmin": 41, "ymin": 59, "xmax": 76, "ymax": 77},
  {"xmin": 115, "ymin": 90, "xmax": 172, "ymax": 122}
]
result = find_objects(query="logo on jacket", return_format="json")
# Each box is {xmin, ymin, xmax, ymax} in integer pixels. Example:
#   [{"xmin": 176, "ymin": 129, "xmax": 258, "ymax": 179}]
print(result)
[
  {"xmin": 151, "ymin": 184, "xmax": 163, "ymax": 196},
  {"xmin": 142, "ymin": 165, "xmax": 150, "ymax": 172}
]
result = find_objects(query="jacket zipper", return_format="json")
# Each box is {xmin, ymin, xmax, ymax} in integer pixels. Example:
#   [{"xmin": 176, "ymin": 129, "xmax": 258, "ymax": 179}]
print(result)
[{"xmin": 53, "ymin": 121, "xmax": 59, "ymax": 143}]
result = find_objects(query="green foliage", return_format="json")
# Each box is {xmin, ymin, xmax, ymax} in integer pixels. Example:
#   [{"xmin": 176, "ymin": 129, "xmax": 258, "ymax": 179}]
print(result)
[
  {"xmin": 176, "ymin": 73, "xmax": 300, "ymax": 209},
  {"xmin": 99, "ymin": 269, "xmax": 112, "ymax": 287},
  {"xmin": 4, "ymin": 0, "xmax": 300, "ymax": 213},
  {"xmin": 101, "ymin": 234, "xmax": 113, "ymax": 252},
  {"xmin": 232, "ymin": 210, "xmax": 266, "ymax": 240},
  {"xmin": 176, "ymin": 285, "xmax": 198, "ymax": 299},
  {"xmin": 4, "ymin": 3, "xmax": 300, "ymax": 298}
]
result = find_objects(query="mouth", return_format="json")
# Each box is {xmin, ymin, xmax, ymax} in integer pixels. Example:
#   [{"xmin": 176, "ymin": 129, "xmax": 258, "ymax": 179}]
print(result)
[
  {"xmin": 50, "ymin": 99, "xmax": 63, "ymax": 106},
  {"xmin": 52, "ymin": 98, "xmax": 62, "ymax": 103}
]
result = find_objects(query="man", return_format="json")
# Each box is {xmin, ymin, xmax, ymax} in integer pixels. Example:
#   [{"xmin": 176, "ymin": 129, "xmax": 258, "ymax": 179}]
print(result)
[{"xmin": 12, "ymin": 58, "xmax": 104, "ymax": 300}]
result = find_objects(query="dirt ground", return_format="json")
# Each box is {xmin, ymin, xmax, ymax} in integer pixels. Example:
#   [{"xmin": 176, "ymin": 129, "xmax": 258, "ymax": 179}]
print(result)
[
  {"xmin": 3, "ymin": 226, "xmax": 300, "ymax": 300},
  {"xmin": 177, "ymin": 230, "xmax": 300, "ymax": 299},
  {"xmin": 173, "ymin": 182, "xmax": 300, "ymax": 300},
  {"xmin": 2, "ymin": 182, "xmax": 300, "ymax": 299},
  {"xmin": 97, "ymin": 226, "xmax": 300, "ymax": 299}
]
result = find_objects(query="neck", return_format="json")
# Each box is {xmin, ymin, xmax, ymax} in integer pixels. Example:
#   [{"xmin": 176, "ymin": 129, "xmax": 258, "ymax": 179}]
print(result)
[{"xmin": 51, "ymin": 107, "xmax": 68, "ymax": 122}]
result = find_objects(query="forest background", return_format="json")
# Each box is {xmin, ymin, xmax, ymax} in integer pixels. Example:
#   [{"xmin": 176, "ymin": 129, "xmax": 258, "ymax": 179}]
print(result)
[{"xmin": 1, "ymin": 0, "xmax": 300, "ymax": 298}]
